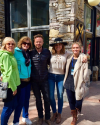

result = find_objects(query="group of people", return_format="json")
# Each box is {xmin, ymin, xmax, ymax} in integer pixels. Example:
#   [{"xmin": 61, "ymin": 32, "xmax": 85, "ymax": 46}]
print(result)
[{"xmin": 0, "ymin": 34, "xmax": 89, "ymax": 125}]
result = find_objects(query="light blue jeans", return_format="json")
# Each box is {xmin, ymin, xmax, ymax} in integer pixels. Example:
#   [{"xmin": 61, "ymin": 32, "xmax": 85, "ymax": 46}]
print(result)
[{"xmin": 48, "ymin": 73, "xmax": 64, "ymax": 114}]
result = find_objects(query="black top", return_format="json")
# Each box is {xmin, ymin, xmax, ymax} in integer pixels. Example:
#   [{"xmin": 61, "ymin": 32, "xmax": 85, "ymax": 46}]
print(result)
[
  {"xmin": 64, "ymin": 59, "xmax": 77, "ymax": 92},
  {"xmin": 30, "ymin": 48, "xmax": 51, "ymax": 83}
]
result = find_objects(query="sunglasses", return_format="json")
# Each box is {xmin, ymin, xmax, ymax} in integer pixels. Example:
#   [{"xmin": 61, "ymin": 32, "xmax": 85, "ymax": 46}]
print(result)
[
  {"xmin": 6, "ymin": 43, "xmax": 15, "ymax": 46},
  {"xmin": 22, "ymin": 42, "xmax": 30, "ymax": 46}
]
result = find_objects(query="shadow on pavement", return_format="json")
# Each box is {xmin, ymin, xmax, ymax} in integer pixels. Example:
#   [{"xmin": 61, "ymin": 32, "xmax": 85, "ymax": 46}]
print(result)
[{"xmin": 77, "ymin": 103, "xmax": 100, "ymax": 123}]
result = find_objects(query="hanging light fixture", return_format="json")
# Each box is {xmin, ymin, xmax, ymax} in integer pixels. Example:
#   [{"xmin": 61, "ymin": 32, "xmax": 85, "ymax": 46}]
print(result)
[{"xmin": 88, "ymin": 0, "xmax": 100, "ymax": 6}]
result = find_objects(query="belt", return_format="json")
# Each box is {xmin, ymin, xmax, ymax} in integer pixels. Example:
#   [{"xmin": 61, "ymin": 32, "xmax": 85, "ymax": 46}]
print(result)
[{"xmin": 20, "ymin": 78, "xmax": 30, "ymax": 82}]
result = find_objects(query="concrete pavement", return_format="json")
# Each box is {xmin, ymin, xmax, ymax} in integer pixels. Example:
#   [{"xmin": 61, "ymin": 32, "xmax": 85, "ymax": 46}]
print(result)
[{"xmin": 0, "ymin": 81, "xmax": 100, "ymax": 125}]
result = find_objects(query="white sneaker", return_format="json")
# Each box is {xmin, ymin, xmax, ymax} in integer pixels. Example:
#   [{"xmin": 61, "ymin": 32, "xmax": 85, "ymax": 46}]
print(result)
[
  {"xmin": 22, "ymin": 117, "xmax": 32, "ymax": 125},
  {"xmin": 13, "ymin": 122, "xmax": 19, "ymax": 125}
]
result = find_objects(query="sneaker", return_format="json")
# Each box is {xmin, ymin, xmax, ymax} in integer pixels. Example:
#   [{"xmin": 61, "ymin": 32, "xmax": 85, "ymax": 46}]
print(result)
[
  {"xmin": 37, "ymin": 118, "xmax": 43, "ymax": 125},
  {"xmin": 45, "ymin": 119, "xmax": 51, "ymax": 125},
  {"xmin": 13, "ymin": 122, "xmax": 19, "ymax": 125},
  {"xmin": 22, "ymin": 117, "xmax": 32, "ymax": 125}
]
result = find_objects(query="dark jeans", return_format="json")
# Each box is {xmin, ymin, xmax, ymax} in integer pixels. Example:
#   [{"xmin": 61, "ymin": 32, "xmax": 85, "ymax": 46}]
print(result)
[
  {"xmin": 66, "ymin": 89, "xmax": 83, "ymax": 112},
  {"xmin": 31, "ymin": 80, "xmax": 50, "ymax": 120},
  {"xmin": 1, "ymin": 95, "xmax": 18, "ymax": 125},
  {"xmin": 13, "ymin": 82, "xmax": 31, "ymax": 123}
]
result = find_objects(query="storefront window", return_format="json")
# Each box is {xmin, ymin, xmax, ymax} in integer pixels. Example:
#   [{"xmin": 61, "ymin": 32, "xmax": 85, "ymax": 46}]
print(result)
[
  {"xmin": 96, "ymin": 10, "xmax": 100, "ymax": 36},
  {"xmin": 11, "ymin": 0, "xmax": 27, "ymax": 28},
  {"xmin": 86, "ymin": 6, "xmax": 91, "ymax": 32},
  {"xmin": 86, "ymin": 39, "xmax": 91, "ymax": 69},
  {"xmin": 86, "ymin": 39, "xmax": 91, "ymax": 60},
  {"xmin": 12, "ymin": 32, "xmax": 27, "ymax": 43},
  {"xmin": 31, "ymin": 0, "xmax": 49, "ymax": 26}
]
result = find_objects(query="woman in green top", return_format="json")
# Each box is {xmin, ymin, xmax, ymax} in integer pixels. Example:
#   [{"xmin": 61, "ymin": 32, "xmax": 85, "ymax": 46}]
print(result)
[{"xmin": 0, "ymin": 37, "xmax": 20, "ymax": 125}]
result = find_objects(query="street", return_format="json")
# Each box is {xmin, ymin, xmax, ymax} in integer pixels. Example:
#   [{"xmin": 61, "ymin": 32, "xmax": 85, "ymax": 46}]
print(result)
[{"xmin": 0, "ymin": 81, "xmax": 100, "ymax": 125}]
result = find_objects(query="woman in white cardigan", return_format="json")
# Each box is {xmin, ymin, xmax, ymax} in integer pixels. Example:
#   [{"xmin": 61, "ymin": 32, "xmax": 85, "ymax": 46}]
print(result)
[{"xmin": 63, "ymin": 42, "xmax": 88, "ymax": 125}]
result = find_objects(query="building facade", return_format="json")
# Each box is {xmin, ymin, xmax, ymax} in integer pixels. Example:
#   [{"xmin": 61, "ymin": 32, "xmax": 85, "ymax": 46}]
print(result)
[
  {"xmin": 0, "ymin": 0, "xmax": 5, "ymax": 46},
  {"xmin": 0, "ymin": 0, "xmax": 100, "ymax": 79}
]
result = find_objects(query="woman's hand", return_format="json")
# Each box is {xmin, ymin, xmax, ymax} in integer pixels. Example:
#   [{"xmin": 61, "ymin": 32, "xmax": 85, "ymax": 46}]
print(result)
[
  {"xmin": 13, "ymin": 89, "xmax": 17, "ymax": 96},
  {"xmin": 0, "ymin": 76, "xmax": 2, "ymax": 81},
  {"xmin": 82, "ymin": 55, "xmax": 87, "ymax": 63}
]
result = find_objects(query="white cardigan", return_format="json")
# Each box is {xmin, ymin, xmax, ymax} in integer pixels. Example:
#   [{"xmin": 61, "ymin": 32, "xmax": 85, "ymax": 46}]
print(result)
[{"xmin": 63, "ymin": 54, "xmax": 89, "ymax": 100}]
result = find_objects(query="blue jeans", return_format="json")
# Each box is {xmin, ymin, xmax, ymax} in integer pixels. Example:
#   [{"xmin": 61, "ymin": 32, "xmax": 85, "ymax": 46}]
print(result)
[
  {"xmin": 48, "ymin": 73, "xmax": 64, "ymax": 114},
  {"xmin": 1, "ymin": 95, "xmax": 18, "ymax": 125},
  {"xmin": 13, "ymin": 83, "xmax": 31, "ymax": 123},
  {"xmin": 66, "ymin": 89, "xmax": 83, "ymax": 112}
]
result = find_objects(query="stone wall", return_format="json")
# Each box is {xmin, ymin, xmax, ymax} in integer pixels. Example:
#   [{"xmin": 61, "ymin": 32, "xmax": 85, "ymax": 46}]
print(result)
[
  {"xmin": 49, "ymin": 0, "xmax": 84, "ymax": 49},
  {"xmin": 0, "ymin": 0, "xmax": 5, "ymax": 47}
]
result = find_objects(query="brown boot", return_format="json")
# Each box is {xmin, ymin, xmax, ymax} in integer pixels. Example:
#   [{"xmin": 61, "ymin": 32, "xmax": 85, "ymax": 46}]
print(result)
[
  {"xmin": 71, "ymin": 110, "xmax": 77, "ymax": 125},
  {"xmin": 56, "ymin": 113, "xmax": 61, "ymax": 124},
  {"xmin": 50, "ymin": 112, "xmax": 58, "ymax": 122},
  {"xmin": 37, "ymin": 118, "xmax": 43, "ymax": 125},
  {"xmin": 45, "ymin": 119, "xmax": 51, "ymax": 125}
]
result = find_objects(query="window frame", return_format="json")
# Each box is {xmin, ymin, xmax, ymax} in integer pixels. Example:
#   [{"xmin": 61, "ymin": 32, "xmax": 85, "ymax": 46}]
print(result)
[{"xmin": 10, "ymin": 0, "xmax": 49, "ymax": 39}]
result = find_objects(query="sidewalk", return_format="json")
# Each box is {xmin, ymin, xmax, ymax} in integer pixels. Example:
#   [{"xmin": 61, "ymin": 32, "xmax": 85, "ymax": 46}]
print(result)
[{"xmin": 0, "ymin": 81, "xmax": 100, "ymax": 125}]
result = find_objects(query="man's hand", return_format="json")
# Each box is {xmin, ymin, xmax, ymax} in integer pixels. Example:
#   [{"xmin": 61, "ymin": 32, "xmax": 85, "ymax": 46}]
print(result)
[
  {"xmin": 82, "ymin": 55, "xmax": 87, "ymax": 63},
  {"xmin": 13, "ymin": 89, "xmax": 17, "ymax": 96}
]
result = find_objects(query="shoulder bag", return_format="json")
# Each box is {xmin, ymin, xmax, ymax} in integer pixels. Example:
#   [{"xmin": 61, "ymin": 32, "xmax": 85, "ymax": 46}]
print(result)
[{"xmin": 0, "ymin": 81, "xmax": 8, "ymax": 99}]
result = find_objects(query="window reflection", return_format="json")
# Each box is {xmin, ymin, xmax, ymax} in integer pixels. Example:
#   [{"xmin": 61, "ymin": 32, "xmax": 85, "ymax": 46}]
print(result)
[
  {"xmin": 86, "ymin": 39, "xmax": 91, "ymax": 60},
  {"xmin": 11, "ymin": 0, "xmax": 27, "ymax": 28},
  {"xmin": 96, "ymin": 10, "xmax": 100, "ymax": 36},
  {"xmin": 31, "ymin": 0, "xmax": 49, "ymax": 26},
  {"xmin": 86, "ymin": 39, "xmax": 91, "ymax": 69},
  {"xmin": 12, "ymin": 32, "xmax": 27, "ymax": 43},
  {"xmin": 86, "ymin": 6, "xmax": 91, "ymax": 32}
]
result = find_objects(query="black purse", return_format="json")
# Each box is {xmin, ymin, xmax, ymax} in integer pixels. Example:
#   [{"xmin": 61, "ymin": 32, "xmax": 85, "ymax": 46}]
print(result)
[{"xmin": 0, "ymin": 82, "xmax": 8, "ymax": 99}]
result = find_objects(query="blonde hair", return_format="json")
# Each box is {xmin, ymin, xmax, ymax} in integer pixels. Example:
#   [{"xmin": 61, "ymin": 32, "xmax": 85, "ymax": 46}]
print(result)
[
  {"xmin": 1, "ymin": 37, "xmax": 16, "ymax": 53},
  {"xmin": 72, "ymin": 42, "xmax": 82, "ymax": 49},
  {"xmin": 52, "ymin": 43, "xmax": 65, "ymax": 55},
  {"xmin": 17, "ymin": 36, "xmax": 32, "ymax": 50}
]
